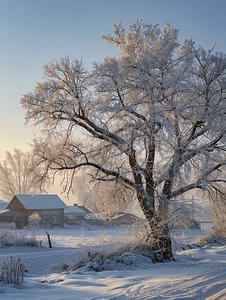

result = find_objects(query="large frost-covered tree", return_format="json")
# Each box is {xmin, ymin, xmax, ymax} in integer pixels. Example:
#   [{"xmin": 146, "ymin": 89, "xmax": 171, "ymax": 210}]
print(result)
[
  {"xmin": 0, "ymin": 149, "xmax": 38, "ymax": 201},
  {"xmin": 21, "ymin": 20, "xmax": 226, "ymax": 259}
]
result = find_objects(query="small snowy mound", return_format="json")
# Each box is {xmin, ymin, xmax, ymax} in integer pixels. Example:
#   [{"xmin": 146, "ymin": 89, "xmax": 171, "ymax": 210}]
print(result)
[
  {"xmin": 196, "ymin": 235, "xmax": 226, "ymax": 247},
  {"xmin": 55, "ymin": 244, "xmax": 155, "ymax": 273}
]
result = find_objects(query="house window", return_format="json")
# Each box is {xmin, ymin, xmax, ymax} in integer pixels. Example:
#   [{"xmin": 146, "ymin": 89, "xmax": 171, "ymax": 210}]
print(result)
[{"xmin": 52, "ymin": 216, "xmax": 57, "ymax": 224}]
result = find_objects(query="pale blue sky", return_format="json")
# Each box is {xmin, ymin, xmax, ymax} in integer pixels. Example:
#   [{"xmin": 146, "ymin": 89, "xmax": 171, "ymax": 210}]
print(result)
[{"xmin": 1, "ymin": 0, "xmax": 226, "ymax": 158}]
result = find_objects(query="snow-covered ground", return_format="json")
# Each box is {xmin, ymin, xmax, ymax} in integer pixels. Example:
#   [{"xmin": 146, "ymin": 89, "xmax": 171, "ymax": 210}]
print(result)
[{"xmin": 1, "ymin": 225, "xmax": 226, "ymax": 299}]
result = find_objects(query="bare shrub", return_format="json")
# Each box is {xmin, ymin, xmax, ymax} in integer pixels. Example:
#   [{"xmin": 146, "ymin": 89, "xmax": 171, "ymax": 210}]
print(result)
[
  {"xmin": 0, "ymin": 255, "xmax": 25, "ymax": 288},
  {"xmin": 0, "ymin": 229, "xmax": 41, "ymax": 247}
]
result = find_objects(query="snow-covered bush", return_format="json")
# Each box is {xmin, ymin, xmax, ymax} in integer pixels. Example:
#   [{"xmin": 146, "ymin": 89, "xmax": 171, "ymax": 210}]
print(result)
[
  {"xmin": 27, "ymin": 213, "xmax": 42, "ymax": 230},
  {"xmin": 0, "ymin": 229, "xmax": 41, "ymax": 247},
  {"xmin": 0, "ymin": 214, "xmax": 43, "ymax": 248},
  {"xmin": 193, "ymin": 234, "xmax": 226, "ymax": 247},
  {"xmin": 55, "ymin": 222, "xmax": 171, "ymax": 273},
  {"xmin": 0, "ymin": 255, "xmax": 25, "ymax": 288}
]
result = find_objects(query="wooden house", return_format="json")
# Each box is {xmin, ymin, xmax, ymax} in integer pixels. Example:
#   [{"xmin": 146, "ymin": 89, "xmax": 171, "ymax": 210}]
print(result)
[
  {"xmin": 64, "ymin": 204, "xmax": 91, "ymax": 218},
  {"xmin": 6, "ymin": 194, "xmax": 67, "ymax": 228},
  {"xmin": 109, "ymin": 212, "xmax": 140, "ymax": 226},
  {"xmin": 64, "ymin": 204, "xmax": 92, "ymax": 224}
]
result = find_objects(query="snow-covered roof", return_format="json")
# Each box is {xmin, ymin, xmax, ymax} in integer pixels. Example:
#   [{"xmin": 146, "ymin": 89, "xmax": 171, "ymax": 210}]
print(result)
[
  {"xmin": 13, "ymin": 194, "xmax": 67, "ymax": 210},
  {"xmin": 64, "ymin": 206, "xmax": 87, "ymax": 214},
  {"xmin": 110, "ymin": 213, "xmax": 139, "ymax": 223},
  {"xmin": 0, "ymin": 200, "xmax": 8, "ymax": 210}
]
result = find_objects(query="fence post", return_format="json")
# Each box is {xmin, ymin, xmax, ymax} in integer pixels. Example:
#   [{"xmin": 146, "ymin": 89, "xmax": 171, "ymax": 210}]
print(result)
[{"xmin": 45, "ymin": 231, "xmax": 52, "ymax": 248}]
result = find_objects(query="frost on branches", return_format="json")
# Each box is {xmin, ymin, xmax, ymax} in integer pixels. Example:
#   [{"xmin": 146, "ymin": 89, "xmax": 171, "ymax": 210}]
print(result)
[
  {"xmin": 27, "ymin": 213, "xmax": 42, "ymax": 230},
  {"xmin": 0, "ymin": 149, "xmax": 39, "ymax": 201},
  {"xmin": 21, "ymin": 20, "xmax": 226, "ymax": 259}
]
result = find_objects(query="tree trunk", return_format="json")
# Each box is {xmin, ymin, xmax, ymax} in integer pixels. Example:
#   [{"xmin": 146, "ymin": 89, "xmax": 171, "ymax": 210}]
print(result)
[
  {"xmin": 137, "ymin": 192, "xmax": 173, "ymax": 262},
  {"xmin": 129, "ymin": 148, "xmax": 173, "ymax": 261}
]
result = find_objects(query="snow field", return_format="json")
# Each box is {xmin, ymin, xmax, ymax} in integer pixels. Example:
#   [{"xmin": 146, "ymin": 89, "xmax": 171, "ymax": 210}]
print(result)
[{"xmin": 0, "ymin": 226, "xmax": 226, "ymax": 299}]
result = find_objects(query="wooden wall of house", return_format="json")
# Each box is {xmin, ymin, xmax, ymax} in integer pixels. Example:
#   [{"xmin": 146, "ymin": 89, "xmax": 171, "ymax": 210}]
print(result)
[
  {"xmin": 7, "ymin": 196, "xmax": 27, "ymax": 214},
  {"xmin": 28, "ymin": 209, "xmax": 64, "ymax": 227},
  {"xmin": 0, "ymin": 210, "xmax": 28, "ymax": 229}
]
